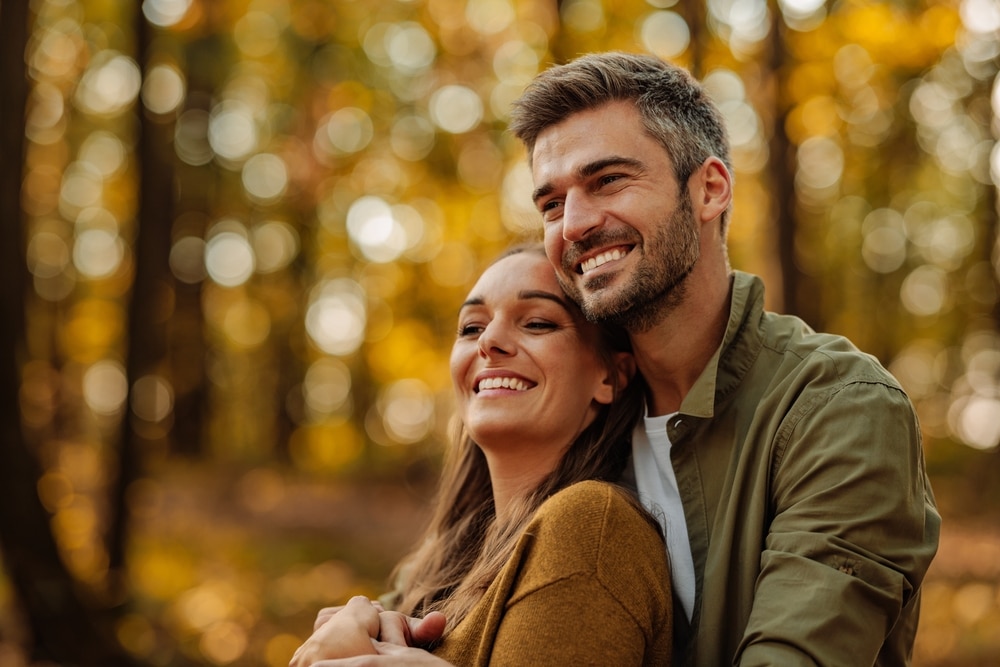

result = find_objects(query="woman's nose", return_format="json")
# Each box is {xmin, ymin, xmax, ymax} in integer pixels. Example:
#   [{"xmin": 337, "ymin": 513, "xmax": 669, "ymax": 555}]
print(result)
[{"xmin": 477, "ymin": 322, "xmax": 513, "ymax": 358}]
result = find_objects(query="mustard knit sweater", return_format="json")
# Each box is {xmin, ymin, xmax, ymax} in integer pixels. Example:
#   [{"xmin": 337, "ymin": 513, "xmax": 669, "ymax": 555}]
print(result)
[{"xmin": 433, "ymin": 480, "xmax": 673, "ymax": 666}]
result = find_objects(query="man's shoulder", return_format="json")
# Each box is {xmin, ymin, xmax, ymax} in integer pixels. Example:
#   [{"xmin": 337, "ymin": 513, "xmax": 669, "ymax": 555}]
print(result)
[
  {"xmin": 728, "ymin": 271, "xmax": 902, "ymax": 391},
  {"xmin": 758, "ymin": 309, "xmax": 904, "ymax": 391}
]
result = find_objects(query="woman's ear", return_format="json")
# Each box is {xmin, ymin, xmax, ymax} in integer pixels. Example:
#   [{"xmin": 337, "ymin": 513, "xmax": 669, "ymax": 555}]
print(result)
[{"xmin": 594, "ymin": 351, "xmax": 636, "ymax": 405}]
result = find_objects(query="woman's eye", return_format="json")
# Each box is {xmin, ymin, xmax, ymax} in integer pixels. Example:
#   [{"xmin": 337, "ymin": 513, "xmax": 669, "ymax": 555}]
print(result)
[
  {"xmin": 525, "ymin": 320, "xmax": 558, "ymax": 331},
  {"xmin": 458, "ymin": 324, "xmax": 484, "ymax": 337}
]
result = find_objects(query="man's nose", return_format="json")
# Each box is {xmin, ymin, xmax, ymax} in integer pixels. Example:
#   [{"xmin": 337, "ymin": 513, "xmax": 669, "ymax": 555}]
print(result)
[{"xmin": 561, "ymin": 193, "xmax": 602, "ymax": 242}]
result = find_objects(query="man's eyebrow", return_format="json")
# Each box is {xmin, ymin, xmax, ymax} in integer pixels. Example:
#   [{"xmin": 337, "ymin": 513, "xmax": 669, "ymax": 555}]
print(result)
[{"xmin": 531, "ymin": 156, "xmax": 646, "ymax": 204}]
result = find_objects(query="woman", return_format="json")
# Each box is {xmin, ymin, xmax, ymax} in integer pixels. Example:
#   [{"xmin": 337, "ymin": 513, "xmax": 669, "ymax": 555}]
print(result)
[{"xmin": 291, "ymin": 244, "xmax": 672, "ymax": 666}]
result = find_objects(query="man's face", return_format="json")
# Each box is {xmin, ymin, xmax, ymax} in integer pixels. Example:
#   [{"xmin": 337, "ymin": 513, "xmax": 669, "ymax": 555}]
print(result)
[{"xmin": 530, "ymin": 100, "xmax": 701, "ymax": 332}]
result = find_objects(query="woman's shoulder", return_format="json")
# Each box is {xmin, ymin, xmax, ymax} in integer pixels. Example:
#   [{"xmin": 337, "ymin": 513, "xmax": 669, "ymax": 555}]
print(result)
[
  {"xmin": 539, "ymin": 479, "xmax": 637, "ymax": 516},
  {"xmin": 530, "ymin": 480, "xmax": 664, "ymax": 553},
  {"xmin": 517, "ymin": 480, "xmax": 671, "ymax": 611}
]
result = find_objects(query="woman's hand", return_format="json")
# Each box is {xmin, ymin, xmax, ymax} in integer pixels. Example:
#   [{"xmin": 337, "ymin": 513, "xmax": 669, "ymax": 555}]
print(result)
[
  {"xmin": 376, "ymin": 610, "xmax": 447, "ymax": 647},
  {"xmin": 310, "ymin": 640, "xmax": 456, "ymax": 667},
  {"xmin": 290, "ymin": 596, "xmax": 381, "ymax": 666}
]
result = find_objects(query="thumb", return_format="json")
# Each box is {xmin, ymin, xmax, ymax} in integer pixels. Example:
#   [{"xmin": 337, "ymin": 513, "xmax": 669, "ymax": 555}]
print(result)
[{"xmin": 410, "ymin": 611, "xmax": 447, "ymax": 646}]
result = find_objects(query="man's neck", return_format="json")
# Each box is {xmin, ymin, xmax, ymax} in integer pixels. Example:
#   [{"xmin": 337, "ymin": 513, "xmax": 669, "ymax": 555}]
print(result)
[{"xmin": 630, "ymin": 270, "xmax": 733, "ymax": 417}]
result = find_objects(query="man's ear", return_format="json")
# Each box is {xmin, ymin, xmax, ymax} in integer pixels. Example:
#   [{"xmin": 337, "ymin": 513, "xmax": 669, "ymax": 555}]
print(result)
[
  {"xmin": 692, "ymin": 156, "xmax": 732, "ymax": 225},
  {"xmin": 595, "ymin": 351, "xmax": 636, "ymax": 405}
]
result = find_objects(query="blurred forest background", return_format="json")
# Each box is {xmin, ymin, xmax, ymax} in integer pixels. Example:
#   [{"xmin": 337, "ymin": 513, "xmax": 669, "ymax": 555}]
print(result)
[{"xmin": 0, "ymin": 0, "xmax": 998, "ymax": 665}]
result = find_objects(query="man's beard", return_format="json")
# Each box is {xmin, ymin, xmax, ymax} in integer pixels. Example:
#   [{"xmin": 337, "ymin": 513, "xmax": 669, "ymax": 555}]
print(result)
[{"xmin": 560, "ymin": 196, "xmax": 700, "ymax": 334}]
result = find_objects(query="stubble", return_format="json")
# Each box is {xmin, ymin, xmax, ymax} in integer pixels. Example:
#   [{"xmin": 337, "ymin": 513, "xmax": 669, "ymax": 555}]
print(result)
[{"xmin": 560, "ymin": 195, "xmax": 700, "ymax": 334}]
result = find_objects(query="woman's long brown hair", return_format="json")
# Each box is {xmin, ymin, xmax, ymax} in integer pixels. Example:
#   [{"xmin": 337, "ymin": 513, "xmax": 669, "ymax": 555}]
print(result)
[{"xmin": 388, "ymin": 244, "xmax": 649, "ymax": 631}]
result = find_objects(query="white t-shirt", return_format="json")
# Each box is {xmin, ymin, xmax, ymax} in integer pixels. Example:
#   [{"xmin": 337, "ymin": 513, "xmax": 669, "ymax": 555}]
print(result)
[{"xmin": 631, "ymin": 410, "xmax": 696, "ymax": 621}]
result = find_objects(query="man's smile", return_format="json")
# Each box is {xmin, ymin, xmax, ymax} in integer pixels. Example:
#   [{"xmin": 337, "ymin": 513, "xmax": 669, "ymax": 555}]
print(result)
[{"xmin": 578, "ymin": 246, "xmax": 631, "ymax": 275}]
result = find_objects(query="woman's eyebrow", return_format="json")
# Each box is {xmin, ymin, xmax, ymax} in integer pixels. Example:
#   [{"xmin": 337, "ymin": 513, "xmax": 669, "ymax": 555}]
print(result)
[
  {"xmin": 517, "ymin": 290, "xmax": 572, "ymax": 312},
  {"xmin": 458, "ymin": 290, "xmax": 571, "ymax": 313}
]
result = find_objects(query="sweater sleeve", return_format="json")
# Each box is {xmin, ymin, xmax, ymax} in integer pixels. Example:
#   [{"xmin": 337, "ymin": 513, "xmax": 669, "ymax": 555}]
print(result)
[{"xmin": 488, "ymin": 481, "xmax": 673, "ymax": 667}]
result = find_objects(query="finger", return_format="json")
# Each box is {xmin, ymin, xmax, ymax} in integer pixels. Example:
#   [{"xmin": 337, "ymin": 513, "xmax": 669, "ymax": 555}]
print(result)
[
  {"xmin": 344, "ymin": 595, "xmax": 371, "ymax": 608},
  {"xmin": 372, "ymin": 640, "xmax": 416, "ymax": 655},
  {"xmin": 410, "ymin": 611, "xmax": 447, "ymax": 646},
  {"xmin": 376, "ymin": 611, "xmax": 411, "ymax": 646},
  {"xmin": 314, "ymin": 605, "xmax": 345, "ymax": 631}
]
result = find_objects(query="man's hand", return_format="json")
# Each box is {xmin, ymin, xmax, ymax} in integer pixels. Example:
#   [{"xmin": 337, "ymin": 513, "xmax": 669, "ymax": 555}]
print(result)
[
  {"xmin": 290, "ymin": 596, "xmax": 380, "ymax": 666},
  {"xmin": 310, "ymin": 640, "xmax": 455, "ymax": 666}
]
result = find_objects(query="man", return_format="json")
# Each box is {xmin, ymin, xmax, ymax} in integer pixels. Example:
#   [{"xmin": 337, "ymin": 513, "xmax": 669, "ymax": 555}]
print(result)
[{"xmin": 304, "ymin": 52, "xmax": 940, "ymax": 666}]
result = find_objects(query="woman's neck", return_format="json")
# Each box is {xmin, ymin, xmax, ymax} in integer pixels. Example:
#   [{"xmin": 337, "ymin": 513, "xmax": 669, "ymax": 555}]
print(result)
[{"xmin": 481, "ymin": 446, "xmax": 559, "ymax": 521}]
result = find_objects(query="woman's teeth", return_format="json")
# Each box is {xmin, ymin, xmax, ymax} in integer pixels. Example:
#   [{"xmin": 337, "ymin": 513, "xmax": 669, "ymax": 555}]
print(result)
[{"xmin": 478, "ymin": 377, "xmax": 529, "ymax": 392}]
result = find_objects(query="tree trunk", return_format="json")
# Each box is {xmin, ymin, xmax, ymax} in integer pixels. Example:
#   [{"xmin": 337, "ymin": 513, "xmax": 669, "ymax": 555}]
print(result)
[
  {"xmin": 683, "ymin": 0, "xmax": 706, "ymax": 78},
  {"xmin": 768, "ymin": 5, "xmax": 805, "ymax": 319},
  {"xmin": 0, "ymin": 2, "xmax": 137, "ymax": 664},
  {"xmin": 106, "ymin": 3, "xmax": 178, "ymax": 598}
]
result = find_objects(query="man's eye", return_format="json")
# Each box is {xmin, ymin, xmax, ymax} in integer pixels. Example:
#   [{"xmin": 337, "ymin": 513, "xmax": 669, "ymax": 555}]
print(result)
[
  {"xmin": 540, "ymin": 199, "xmax": 562, "ymax": 212},
  {"xmin": 599, "ymin": 174, "xmax": 623, "ymax": 186}
]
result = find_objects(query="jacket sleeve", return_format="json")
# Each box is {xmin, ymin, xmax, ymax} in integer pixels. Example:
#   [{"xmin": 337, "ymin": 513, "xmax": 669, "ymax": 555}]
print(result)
[{"xmin": 736, "ymin": 380, "xmax": 940, "ymax": 666}]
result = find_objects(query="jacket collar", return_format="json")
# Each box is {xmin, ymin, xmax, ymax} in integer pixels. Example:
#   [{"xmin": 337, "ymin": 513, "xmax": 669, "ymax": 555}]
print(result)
[{"xmin": 678, "ymin": 271, "xmax": 765, "ymax": 419}]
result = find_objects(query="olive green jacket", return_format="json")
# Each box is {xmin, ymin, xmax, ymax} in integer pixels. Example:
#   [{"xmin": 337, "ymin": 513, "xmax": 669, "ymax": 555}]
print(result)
[
  {"xmin": 433, "ymin": 481, "xmax": 673, "ymax": 666},
  {"xmin": 627, "ymin": 271, "xmax": 941, "ymax": 666}
]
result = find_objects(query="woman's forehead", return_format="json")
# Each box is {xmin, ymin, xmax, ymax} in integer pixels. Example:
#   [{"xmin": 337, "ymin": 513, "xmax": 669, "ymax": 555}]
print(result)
[{"xmin": 475, "ymin": 252, "xmax": 558, "ymax": 294}]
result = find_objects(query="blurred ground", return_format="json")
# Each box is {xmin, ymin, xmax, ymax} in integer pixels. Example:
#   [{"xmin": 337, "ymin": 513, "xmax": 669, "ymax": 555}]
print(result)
[
  {"xmin": 2, "ymin": 462, "xmax": 998, "ymax": 666},
  {"xmin": 130, "ymin": 463, "xmax": 999, "ymax": 667}
]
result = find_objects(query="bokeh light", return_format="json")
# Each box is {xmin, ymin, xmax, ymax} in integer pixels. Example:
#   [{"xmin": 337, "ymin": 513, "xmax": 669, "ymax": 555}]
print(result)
[
  {"xmin": 205, "ymin": 226, "xmax": 256, "ymax": 288},
  {"xmin": 131, "ymin": 374, "xmax": 174, "ymax": 423},
  {"xmin": 242, "ymin": 153, "xmax": 289, "ymax": 204},
  {"xmin": 83, "ymin": 360, "xmax": 129, "ymax": 416},
  {"xmin": 209, "ymin": 101, "xmax": 258, "ymax": 163},
  {"xmin": 142, "ymin": 63, "xmax": 186, "ymax": 115},
  {"xmin": 142, "ymin": 0, "xmax": 193, "ymax": 28},
  {"xmin": 74, "ymin": 228, "xmax": 124, "ymax": 279},
  {"xmin": 73, "ymin": 52, "xmax": 142, "ymax": 117},
  {"xmin": 429, "ymin": 85, "xmax": 483, "ymax": 134},
  {"xmin": 170, "ymin": 236, "xmax": 207, "ymax": 284},
  {"xmin": 302, "ymin": 358, "xmax": 353, "ymax": 420},
  {"xmin": 638, "ymin": 12, "xmax": 690, "ymax": 60},
  {"xmin": 378, "ymin": 379, "xmax": 435, "ymax": 444},
  {"xmin": 346, "ymin": 196, "xmax": 410, "ymax": 264},
  {"xmin": 251, "ymin": 221, "xmax": 299, "ymax": 274},
  {"xmin": 305, "ymin": 279, "xmax": 368, "ymax": 356},
  {"xmin": 315, "ymin": 107, "xmax": 374, "ymax": 158},
  {"xmin": 175, "ymin": 109, "xmax": 214, "ymax": 166}
]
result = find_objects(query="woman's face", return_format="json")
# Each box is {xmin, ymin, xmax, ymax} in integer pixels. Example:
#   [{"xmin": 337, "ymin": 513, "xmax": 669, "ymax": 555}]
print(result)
[{"xmin": 450, "ymin": 251, "xmax": 617, "ymax": 456}]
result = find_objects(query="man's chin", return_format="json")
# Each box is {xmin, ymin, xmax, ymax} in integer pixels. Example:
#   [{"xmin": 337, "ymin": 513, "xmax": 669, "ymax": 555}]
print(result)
[{"xmin": 579, "ymin": 290, "xmax": 626, "ymax": 324}]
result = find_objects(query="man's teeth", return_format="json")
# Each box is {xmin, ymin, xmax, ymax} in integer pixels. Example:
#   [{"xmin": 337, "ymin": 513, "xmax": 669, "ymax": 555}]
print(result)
[
  {"xmin": 580, "ymin": 248, "xmax": 626, "ymax": 273},
  {"xmin": 478, "ymin": 377, "xmax": 529, "ymax": 392}
]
